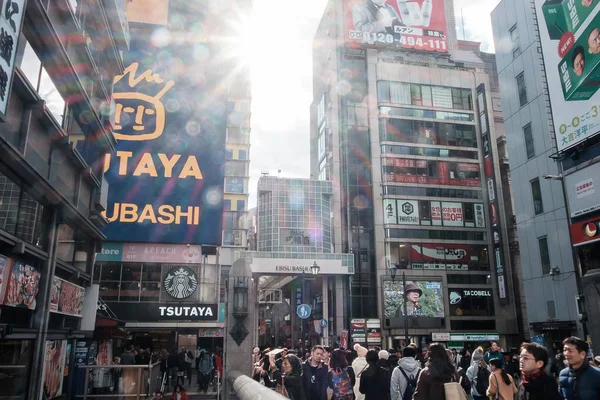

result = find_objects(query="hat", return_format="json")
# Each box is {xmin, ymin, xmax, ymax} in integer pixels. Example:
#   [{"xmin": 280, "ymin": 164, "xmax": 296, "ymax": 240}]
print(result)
[
  {"xmin": 388, "ymin": 348, "xmax": 397, "ymax": 354},
  {"xmin": 354, "ymin": 344, "xmax": 368, "ymax": 358},
  {"xmin": 472, "ymin": 350, "xmax": 484, "ymax": 363},
  {"xmin": 405, "ymin": 281, "xmax": 423, "ymax": 296},
  {"xmin": 379, "ymin": 350, "xmax": 389, "ymax": 360}
]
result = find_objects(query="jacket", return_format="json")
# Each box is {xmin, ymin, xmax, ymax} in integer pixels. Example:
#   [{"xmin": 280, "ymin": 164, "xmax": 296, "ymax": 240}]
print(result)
[
  {"xmin": 412, "ymin": 367, "xmax": 460, "ymax": 400},
  {"xmin": 487, "ymin": 370, "xmax": 518, "ymax": 400},
  {"xmin": 199, "ymin": 357, "xmax": 214, "ymax": 375},
  {"xmin": 273, "ymin": 371, "xmax": 306, "ymax": 400},
  {"xmin": 516, "ymin": 371, "xmax": 563, "ymax": 400},
  {"xmin": 467, "ymin": 361, "xmax": 491, "ymax": 397},
  {"xmin": 120, "ymin": 351, "xmax": 136, "ymax": 365},
  {"xmin": 559, "ymin": 361, "xmax": 600, "ymax": 400},
  {"xmin": 302, "ymin": 358, "xmax": 328, "ymax": 400},
  {"xmin": 170, "ymin": 392, "xmax": 189, "ymax": 400},
  {"xmin": 485, "ymin": 351, "xmax": 506, "ymax": 369},
  {"xmin": 352, "ymin": 357, "xmax": 368, "ymax": 400},
  {"xmin": 390, "ymin": 357, "xmax": 421, "ymax": 400},
  {"xmin": 359, "ymin": 363, "xmax": 391, "ymax": 400}
]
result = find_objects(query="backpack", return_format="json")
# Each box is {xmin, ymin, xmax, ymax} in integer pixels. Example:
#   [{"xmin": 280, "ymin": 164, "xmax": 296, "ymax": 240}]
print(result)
[
  {"xmin": 398, "ymin": 366, "xmax": 420, "ymax": 400},
  {"xmin": 330, "ymin": 367, "xmax": 354, "ymax": 399},
  {"xmin": 475, "ymin": 365, "xmax": 490, "ymax": 395}
]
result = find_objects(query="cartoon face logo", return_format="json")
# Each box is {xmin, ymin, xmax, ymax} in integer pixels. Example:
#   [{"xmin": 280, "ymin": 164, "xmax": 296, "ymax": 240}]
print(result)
[
  {"xmin": 181, "ymin": 246, "xmax": 202, "ymax": 263},
  {"xmin": 164, "ymin": 266, "xmax": 198, "ymax": 299},
  {"xmin": 112, "ymin": 62, "xmax": 174, "ymax": 141}
]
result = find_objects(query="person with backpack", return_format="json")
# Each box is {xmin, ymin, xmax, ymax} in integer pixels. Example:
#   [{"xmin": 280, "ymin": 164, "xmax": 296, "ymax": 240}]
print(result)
[
  {"xmin": 390, "ymin": 346, "xmax": 421, "ymax": 400},
  {"xmin": 487, "ymin": 358, "xmax": 518, "ymax": 400},
  {"xmin": 447, "ymin": 349, "xmax": 471, "ymax": 394},
  {"xmin": 467, "ymin": 347, "xmax": 491, "ymax": 400},
  {"xmin": 328, "ymin": 349, "xmax": 355, "ymax": 400},
  {"xmin": 359, "ymin": 350, "xmax": 391, "ymax": 400},
  {"xmin": 412, "ymin": 343, "xmax": 459, "ymax": 400}
]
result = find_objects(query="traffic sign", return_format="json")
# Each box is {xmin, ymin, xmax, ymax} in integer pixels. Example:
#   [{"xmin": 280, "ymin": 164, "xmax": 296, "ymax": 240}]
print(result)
[
  {"xmin": 297, "ymin": 304, "xmax": 311, "ymax": 319},
  {"xmin": 320, "ymin": 319, "xmax": 328, "ymax": 327}
]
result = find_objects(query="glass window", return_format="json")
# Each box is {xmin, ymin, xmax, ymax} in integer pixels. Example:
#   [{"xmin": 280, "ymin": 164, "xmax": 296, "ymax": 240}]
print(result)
[
  {"xmin": 464, "ymin": 203, "xmax": 474, "ymax": 225},
  {"xmin": 238, "ymin": 149, "xmax": 247, "ymax": 160},
  {"xmin": 516, "ymin": 73, "xmax": 527, "ymax": 106},
  {"xmin": 539, "ymin": 236, "xmax": 551, "ymax": 275},
  {"xmin": 225, "ymin": 177, "xmax": 245, "ymax": 193},
  {"xmin": 121, "ymin": 264, "xmax": 141, "ymax": 281},
  {"xmin": 531, "ymin": 178, "xmax": 544, "ymax": 215},
  {"xmin": 223, "ymin": 199, "xmax": 231, "ymax": 211},
  {"xmin": 0, "ymin": 172, "xmax": 20, "ymax": 235},
  {"xmin": 100, "ymin": 263, "xmax": 121, "ymax": 281},
  {"xmin": 410, "ymin": 84, "xmax": 422, "ymax": 106},
  {"xmin": 225, "ymin": 149, "xmax": 233, "ymax": 159},
  {"xmin": 523, "ymin": 124, "xmax": 535, "ymax": 159},
  {"xmin": 19, "ymin": 41, "xmax": 41, "ymax": 89},
  {"xmin": 510, "ymin": 24, "xmax": 520, "ymax": 58},
  {"xmin": 0, "ymin": 339, "xmax": 33, "ymax": 398},
  {"xmin": 378, "ymin": 81, "xmax": 390, "ymax": 102},
  {"xmin": 236, "ymin": 199, "xmax": 246, "ymax": 211},
  {"xmin": 421, "ymin": 86, "xmax": 432, "ymax": 106},
  {"xmin": 431, "ymin": 86, "xmax": 453, "ymax": 108}
]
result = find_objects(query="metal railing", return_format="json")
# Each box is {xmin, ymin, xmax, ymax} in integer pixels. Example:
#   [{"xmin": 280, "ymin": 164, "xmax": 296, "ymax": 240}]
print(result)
[
  {"xmin": 227, "ymin": 370, "xmax": 286, "ymax": 400},
  {"xmin": 78, "ymin": 362, "xmax": 163, "ymax": 399}
]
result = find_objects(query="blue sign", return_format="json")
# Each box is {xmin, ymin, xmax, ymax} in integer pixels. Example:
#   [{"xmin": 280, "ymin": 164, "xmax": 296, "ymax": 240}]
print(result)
[
  {"xmin": 320, "ymin": 319, "xmax": 328, "ymax": 327},
  {"xmin": 297, "ymin": 304, "xmax": 311, "ymax": 319},
  {"xmin": 100, "ymin": 34, "xmax": 226, "ymax": 244}
]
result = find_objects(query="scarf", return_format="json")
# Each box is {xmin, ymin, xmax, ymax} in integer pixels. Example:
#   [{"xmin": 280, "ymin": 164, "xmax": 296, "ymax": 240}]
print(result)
[{"xmin": 521, "ymin": 368, "xmax": 546, "ymax": 386}]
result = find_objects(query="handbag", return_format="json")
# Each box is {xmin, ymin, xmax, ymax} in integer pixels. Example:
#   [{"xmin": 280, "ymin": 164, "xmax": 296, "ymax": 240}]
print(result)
[
  {"xmin": 444, "ymin": 374, "xmax": 468, "ymax": 400},
  {"xmin": 276, "ymin": 375, "xmax": 289, "ymax": 398}
]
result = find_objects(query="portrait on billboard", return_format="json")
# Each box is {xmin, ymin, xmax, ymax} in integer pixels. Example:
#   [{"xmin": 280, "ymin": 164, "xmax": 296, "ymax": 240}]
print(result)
[
  {"xmin": 536, "ymin": 0, "xmax": 600, "ymax": 152},
  {"xmin": 383, "ymin": 279, "xmax": 444, "ymax": 317},
  {"xmin": 344, "ymin": 0, "xmax": 448, "ymax": 51}
]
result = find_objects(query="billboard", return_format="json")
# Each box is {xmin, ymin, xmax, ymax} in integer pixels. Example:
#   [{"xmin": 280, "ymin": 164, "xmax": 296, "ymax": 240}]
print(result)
[
  {"xmin": 564, "ymin": 162, "xmax": 600, "ymax": 217},
  {"xmin": 536, "ymin": 0, "xmax": 600, "ymax": 152},
  {"xmin": 343, "ymin": 0, "xmax": 448, "ymax": 52},
  {"xmin": 50, "ymin": 277, "xmax": 85, "ymax": 318},
  {"xmin": 383, "ymin": 279, "xmax": 444, "ymax": 317},
  {"xmin": 3, "ymin": 262, "xmax": 40, "ymax": 310},
  {"xmin": 102, "ymin": 32, "xmax": 226, "ymax": 244}
]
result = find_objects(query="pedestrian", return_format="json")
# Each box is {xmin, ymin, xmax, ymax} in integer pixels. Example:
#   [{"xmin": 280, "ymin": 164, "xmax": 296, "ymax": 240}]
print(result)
[
  {"xmin": 390, "ymin": 346, "xmax": 421, "ymax": 400},
  {"xmin": 177, "ymin": 349, "xmax": 187, "ymax": 386},
  {"xmin": 559, "ymin": 336, "xmax": 600, "ymax": 400},
  {"xmin": 459, "ymin": 349, "xmax": 471, "ymax": 371},
  {"xmin": 352, "ymin": 344, "xmax": 368, "ymax": 400},
  {"xmin": 214, "ymin": 350, "xmax": 223, "ymax": 389},
  {"xmin": 328, "ymin": 349, "xmax": 355, "ymax": 400},
  {"xmin": 485, "ymin": 342, "xmax": 506, "ymax": 369},
  {"xmin": 196, "ymin": 347, "xmax": 202, "ymax": 370},
  {"xmin": 412, "ymin": 343, "xmax": 459, "ymax": 400},
  {"xmin": 120, "ymin": 346, "xmax": 136, "ymax": 365},
  {"xmin": 266, "ymin": 353, "xmax": 306, "ymax": 399},
  {"xmin": 378, "ymin": 350, "xmax": 393, "ymax": 373},
  {"xmin": 184, "ymin": 350, "xmax": 194, "ymax": 385},
  {"xmin": 487, "ymin": 358, "xmax": 518, "ymax": 400},
  {"xmin": 170, "ymin": 384, "xmax": 188, "ymax": 400},
  {"xmin": 516, "ymin": 342, "xmax": 562, "ymax": 400},
  {"xmin": 167, "ymin": 349, "xmax": 179, "ymax": 389},
  {"xmin": 198, "ymin": 351, "xmax": 214, "ymax": 394},
  {"xmin": 467, "ymin": 347, "xmax": 491, "ymax": 400},
  {"xmin": 302, "ymin": 345, "xmax": 329, "ymax": 400},
  {"xmin": 388, "ymin": 349, "xmax": 399, "ymax": 368},
  {"xmin": 447, "ymin": 349, "xmax": 470, "ymax": 394},
  {"xmin": 151, "ymin": 391, "xmax": 164, "ymax": 400},
  {"xmin": 359, "ymin": 349, "xmax": 391, "ymax": 400}
]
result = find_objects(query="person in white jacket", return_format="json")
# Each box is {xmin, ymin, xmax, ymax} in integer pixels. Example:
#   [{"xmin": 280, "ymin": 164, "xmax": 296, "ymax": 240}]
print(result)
[
  {"xmin": 466, "ymin": 348, "xmax": 491, "ymax": 400},
  {"xmin": 390, "ymin": 346, "xmax": 421, "ymax": 400},
  {"xmin": 352, "ymin": 344, "xmax": 368, "ymax": 400}
]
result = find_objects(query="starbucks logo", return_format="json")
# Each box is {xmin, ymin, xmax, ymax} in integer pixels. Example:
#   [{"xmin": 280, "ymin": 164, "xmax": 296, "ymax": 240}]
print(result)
[{"xmin": 164, "ymin": 267, "xmax": 198, "ymax": 299}]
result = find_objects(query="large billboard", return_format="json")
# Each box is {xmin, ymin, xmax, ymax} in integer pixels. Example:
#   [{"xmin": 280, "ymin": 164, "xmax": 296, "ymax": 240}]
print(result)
[
  {"xmin": 383, "ymin": 279, "xmax": 444, "ymax": 317},
  {"xmin": 536, "ymin": 0, "xmax": 600, "ymax": 152},
  {"xmin": 343, "ymin": 0, "xmax": 448, "ymax": 52},
  {"xmin": 102, "ymin": 32, "xmax": 226, "ymax": 244}
]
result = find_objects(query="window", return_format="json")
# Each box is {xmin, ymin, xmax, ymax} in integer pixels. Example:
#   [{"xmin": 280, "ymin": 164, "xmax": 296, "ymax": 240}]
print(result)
[
  {"xmin": 236, "ymin": 199, "xmax": 246, "ymax": 211},
  {"xmin": 531, "ymin": 178, "xmax": 544, "ymax": 214},
  {"xmin": 238, "ymin": 150, "xmax": 247, "ymax": 160},
  {"xmin": 510, "ymin": 25, "xmax": 521, "ymax": 58},
  {"xmin": 223, "ymin": 199, "xmax": 231, "ymax": 211},
  {"xmin": 225, "ymin": 149, "xmax": 234, "ymax": 159},
  {"xmin": 523, "ymin": 124, "xmax": 535, "ymax": 159},
  {"xmin": 318, "ymin": 132, "xmax": 326, "ymax": 159},
  {"xmin": 516, "ymin": 73, "xmax": 527, "ymax": 106},
  {"xmin": 539, "ymin": 236, "xmax": 551, "ymax": 275}
]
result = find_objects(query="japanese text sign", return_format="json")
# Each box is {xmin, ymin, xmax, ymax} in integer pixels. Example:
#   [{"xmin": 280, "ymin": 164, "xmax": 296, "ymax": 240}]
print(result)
[{"xmin": 0, "ymin": 0, "xmax": 26, "ymax": 120}]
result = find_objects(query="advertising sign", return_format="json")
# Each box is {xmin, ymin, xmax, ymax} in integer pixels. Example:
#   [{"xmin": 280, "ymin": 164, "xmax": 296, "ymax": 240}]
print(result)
[
  {"xmin": 102, "ymin": 32, "xmax": 226, "ymax": 244},
  {"xmin": 0, "ymin": 0, "xmax": 26, "ymax": 121},
  {"xmin": 432, "ymin": 332, "xmax": 451, "ymax": 341},
  {"xmin": 475, "ymin": 203, "xmax": 486, "ymax": 228},
  {"xmin": 248, "ymin": 257, "xmax": 352, "ymax": 275},
  {"xmin": 383, "ymin": 279, "xmax": 444, "ymax": 317},
  {"xmin": 280, "ymin": 229, "xmax": 314, "ymax": 245},
  {"xmin": 0, "ymin": 254, "xmax": 11, "ymax": 303},
  {"xmin": 398, "ymin": 200, "xmax": 420, "ymax": 224},
  {"xmin": 50, "ymin": 277, "xmax": 85, "ymax": 317},
  {"xmin": 3, "ymin": 262, "xmax": 40, "ymax": 310},
  {"xmin": 441, "ymin": 202, "xmax": 463, "ymax": 226},
  {"xmin": 384, "ymin": 199, "xmax": 398, "ymax": 224},
  {"xmin": 104, "ymin": 302, "xmax": 219, "ymax": 321},
  {"xmin": 565, "ymin": 163, "xmax": 600, "ymax": 217},
  {"xmin": 96, "ymin": 243, "xmax": 205, "ymax": 263},
  {"xmin": 343, "ymin": 0, "xmax": 449, "ymax": 52},
  {"xmin": 431, "ymin": 201, "xmax": 442, "ymax": 225},
  {"xmin": 536, "ymin": 0, "xmax": 600, "ymax": 152},
  {"xmin": 351, "ymin": 319, "xmax": 367, "ymax": 343},
  {"xmin": 43, "ymin": 340, "xmax": 67, "ymax": 399},
  {"xmin": 410, "ymin": 244, "xmax": 470, "ymax": 270},
  {"xmin": 570, "ymin": 216, "xmax": 600, "ymax": 246}
]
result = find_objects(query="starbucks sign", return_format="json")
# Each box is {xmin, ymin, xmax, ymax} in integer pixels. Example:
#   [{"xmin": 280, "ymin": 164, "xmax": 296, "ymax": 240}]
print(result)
[{"xmin": 164, "ymin": 266, "xmax": 198, "ymax": 299}]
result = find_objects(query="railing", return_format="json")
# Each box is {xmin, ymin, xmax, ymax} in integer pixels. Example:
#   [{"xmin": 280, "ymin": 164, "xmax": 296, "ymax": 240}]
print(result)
[
  {"xmin": 227, "ymin": 370, "xmax": 286, "ymax": 400},
  {"xmin": 78, "ymin": 362, "xmax": 163, "ymax": 399}
]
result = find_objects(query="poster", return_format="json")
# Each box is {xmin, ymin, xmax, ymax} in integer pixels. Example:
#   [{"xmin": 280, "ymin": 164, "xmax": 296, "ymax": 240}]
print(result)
[
  {"xmin": 0, "ymin": 254, "xmax": 11, "ymax": 303},
  {"xmin": 536, "ymin": 0, "xmax": 600, "ymax": 152},
  {"xmin": 4, "ymin": 262, "xmax": 40, "ymax": 310},
  {"xmin": 441, "ymin": 202, "xmax": 463, "ymax": 226},
  {"xmin": 43, "ymin": 340, "xmax": 67, "ymax": 399},
  {"xmin": 431, "ymin": 201, "xmax": 442, "ymax": 225},
  {"xmin": 50, "ymin": 277, "xmax": 85, "ymax": 317},
  {"xmin": 410, "ymin": 244, "xmax": 470, "ymax": 270},
  {"xmin": 343, "ymin": 0, "xmax": 449, "ymax": 52},
  {"xmin": 382, "ymin": 279, "xmax": 444, "ymax": 317}
]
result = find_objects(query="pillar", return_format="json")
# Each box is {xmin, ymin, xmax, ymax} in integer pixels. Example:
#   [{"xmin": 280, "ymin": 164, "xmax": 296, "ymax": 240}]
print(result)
[{"xmin": 322, "ymin": 276, "xmax": 329, "ymax": 346}]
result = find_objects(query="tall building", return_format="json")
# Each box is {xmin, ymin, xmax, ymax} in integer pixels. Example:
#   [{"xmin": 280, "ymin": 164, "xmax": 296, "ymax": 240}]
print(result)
[
  {"xmin": 491, "ymin": 0, "xmax": 591, "ymax": 343},
  {"xmin": 0, "ymin": 0, "xmax": 128, "ymax": 397},
  {"xmin": 311, "ymin": 0, "xmax": 523, "ymax": 349}
]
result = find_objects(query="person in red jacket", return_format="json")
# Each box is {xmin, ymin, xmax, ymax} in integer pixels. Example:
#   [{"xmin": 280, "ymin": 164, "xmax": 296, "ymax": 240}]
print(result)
[
  {"xmin": 214, "ymin": 351, "xmax": 223, "ymax": 388},
  {"xmin": 171, "ymin": 385, "xmax": 188, "ymax": 400}
]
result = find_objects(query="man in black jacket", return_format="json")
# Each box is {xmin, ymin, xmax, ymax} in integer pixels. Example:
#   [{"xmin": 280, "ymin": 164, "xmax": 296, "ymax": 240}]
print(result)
[
  {"xmin": 302, "ymin": 345, "xmax": 328, "ymax": 400},
  {"xmin": 517, "ymin": 342, "xmax": 562, "ymax": 400}
]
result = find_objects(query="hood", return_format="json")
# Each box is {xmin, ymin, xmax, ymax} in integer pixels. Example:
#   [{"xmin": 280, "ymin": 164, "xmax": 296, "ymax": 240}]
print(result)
[{"xmin": 398, "ymin": 357, "xmax": 421, "ymax": 373}]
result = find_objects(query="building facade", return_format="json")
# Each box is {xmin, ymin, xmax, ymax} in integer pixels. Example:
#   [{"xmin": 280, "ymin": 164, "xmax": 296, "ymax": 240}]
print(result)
[
  {"xmin": 0, "ymin": 0, "xmax": 128, "ymax": 398},
  {"xmin": 491, "ymin": 0, "xmax": 584, "ymax": 342},
  {"xmin": 311, "ymin": 0, "xmax": 523, "ymax": 349}
]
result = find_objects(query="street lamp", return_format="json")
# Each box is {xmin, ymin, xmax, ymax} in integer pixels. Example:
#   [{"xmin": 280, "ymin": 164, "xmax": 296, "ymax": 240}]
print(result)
[{"xmin": 311, "ymin": 261, "xmax": 320, "ymax": 275}]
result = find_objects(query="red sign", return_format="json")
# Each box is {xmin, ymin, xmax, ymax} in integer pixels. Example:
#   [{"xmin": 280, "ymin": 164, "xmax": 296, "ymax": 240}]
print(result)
[
  {"xmin": 384, "ymin": 173, "xmax": 480, "ymax": 187},
  {"xmin": 489, "ymin": 203, "xmax": 498, "ymax": 227},
  {"xmin": 409, "ymin": 244, "xmax": 470, "ymax": 262},
  {"xmin": 570, "ymin": 217, "xmax": 600, "ymax": 246},
  {"xmin": 485, "ymin": 156, "xmax": 493, "ymax": 179},
  {"xmin": 458, "ymin": 163, "xmax": 480, "ymax": 172},
  {"xmin": 343, "ymin": 0, "xmax": 449, "ymax": 53}
]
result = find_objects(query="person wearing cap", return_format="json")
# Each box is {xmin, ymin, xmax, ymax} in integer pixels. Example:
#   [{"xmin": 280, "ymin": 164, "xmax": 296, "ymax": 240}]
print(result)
[
  {"xmin": 396, "ymin": 282, "xmax": 423, "ymax": 316},
  {"xmin": 352, "ymin": 344, "xmax": 368, "ymax": 400}
]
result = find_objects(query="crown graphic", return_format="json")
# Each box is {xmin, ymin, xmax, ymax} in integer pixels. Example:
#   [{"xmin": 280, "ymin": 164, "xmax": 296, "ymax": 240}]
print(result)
[
  {"xmin": 113, "ymin": 62, "xmax": 174, "ymax": 99},
  {"xmin": 173, "ymin": 268, "xmax": 190, "ymax": 276}
]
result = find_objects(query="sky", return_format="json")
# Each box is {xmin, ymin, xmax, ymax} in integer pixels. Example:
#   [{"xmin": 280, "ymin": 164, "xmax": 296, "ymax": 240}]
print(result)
[{"xmin": 247, "ymin": 0, "xmax": 501, "ymax": 207}]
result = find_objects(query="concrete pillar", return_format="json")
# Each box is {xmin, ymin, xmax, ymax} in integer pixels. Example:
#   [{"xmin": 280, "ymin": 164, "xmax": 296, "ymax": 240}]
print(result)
[
  {"xmin": 224, "ymin": 258, "xmax": 256, "ymax": 400},
  {"xmin": 335, "ymin": 276, "xmax": 345, "ymax": 338},
  {"xmin": 322, "ymin": 276, "xmax": 329, "ymax": 346}
]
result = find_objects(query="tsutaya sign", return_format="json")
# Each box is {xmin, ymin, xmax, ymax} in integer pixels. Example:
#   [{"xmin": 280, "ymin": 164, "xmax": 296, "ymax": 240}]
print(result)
[
  {"xmin": 158, "ymin": 305, "xmax": 216, "ymax": 320},
  {"xmin": 249, "ymin": 258, "xmax": 352, "ymax": 275}
]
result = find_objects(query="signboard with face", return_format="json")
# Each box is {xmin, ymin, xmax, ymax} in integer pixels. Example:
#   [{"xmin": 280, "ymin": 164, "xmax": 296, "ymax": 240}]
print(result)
[{"xmin": 382, "ymin": 279, "xmax": 444, "ymax": 318}]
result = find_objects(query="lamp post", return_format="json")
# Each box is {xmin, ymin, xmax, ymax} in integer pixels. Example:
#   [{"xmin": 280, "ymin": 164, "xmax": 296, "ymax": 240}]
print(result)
[{"xmin": 300, "ymin": 261, "xmax": 320, "ymax": 348}]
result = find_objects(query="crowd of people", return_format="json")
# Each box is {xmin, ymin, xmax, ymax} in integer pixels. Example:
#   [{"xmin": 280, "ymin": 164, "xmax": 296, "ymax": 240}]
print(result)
[{"xmin": 250, "ymin": 336, "xmax": 600, "ymax": 400}]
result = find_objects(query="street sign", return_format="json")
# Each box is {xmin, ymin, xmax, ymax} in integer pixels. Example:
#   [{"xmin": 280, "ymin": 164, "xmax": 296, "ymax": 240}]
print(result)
[
  {"xmin": 297, "ymin": 304, "xmax": 311, "ymax": 319},
  {"xmin": 320, "ymin": 318, "xmax": 328, "ymax": 327}
]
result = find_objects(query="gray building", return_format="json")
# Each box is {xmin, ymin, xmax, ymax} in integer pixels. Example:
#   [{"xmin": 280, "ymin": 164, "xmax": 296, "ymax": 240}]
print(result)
[{"xmin": 491, "ymin": 0, "xmax": 582, "ymax": 341}]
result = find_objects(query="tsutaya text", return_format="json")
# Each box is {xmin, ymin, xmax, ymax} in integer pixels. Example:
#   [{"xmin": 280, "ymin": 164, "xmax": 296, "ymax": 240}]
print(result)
[{"xmin": 159, "ymin": 306, "xmax": 214, "ymax": 317}]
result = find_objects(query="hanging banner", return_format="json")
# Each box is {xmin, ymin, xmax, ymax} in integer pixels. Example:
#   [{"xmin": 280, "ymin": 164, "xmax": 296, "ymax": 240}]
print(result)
[
  {"xmin": 43, "ymin": 340, "xmax": 67, "ymax": 399},
  {"xmin": 475, "ymin": 203, "xmax": 486, "ymax": 228},
  {"xmin": 441, "ymin": 202, "xmax": 463, "ymax": 227}
]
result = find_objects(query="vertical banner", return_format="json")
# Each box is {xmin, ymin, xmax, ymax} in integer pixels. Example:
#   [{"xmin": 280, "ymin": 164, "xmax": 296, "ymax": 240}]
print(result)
[
  {"xmin": 383, "ymin": 199, "xmax": 398, "ymax": 224},
  {"xmin": 431, "ymin": 201, "xmax": 442, "ymax": 226},
  {"xmin": 0, "ymin": 0, "xmax": 27, "ymax": 120},
  {"xmin": 478, "ymin": 85, "xmax": 508, "ymax": 303},
  {"xmin": 43, "ymin": 340, "xmax": 67, "ymax": 399}
]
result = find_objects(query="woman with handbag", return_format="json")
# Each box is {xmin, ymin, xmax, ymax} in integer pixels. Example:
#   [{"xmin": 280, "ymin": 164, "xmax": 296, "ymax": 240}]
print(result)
[
  {"xmin": 487, "ymin": 359, "xmax": 518, "ymax": 400},
  {"xmin": 267, "ymin": 353, "xmax": 306, "ymax": 400},
  {"xmin": 413, "ymin": 343, "xmax": 461, "ymax": 400}
]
